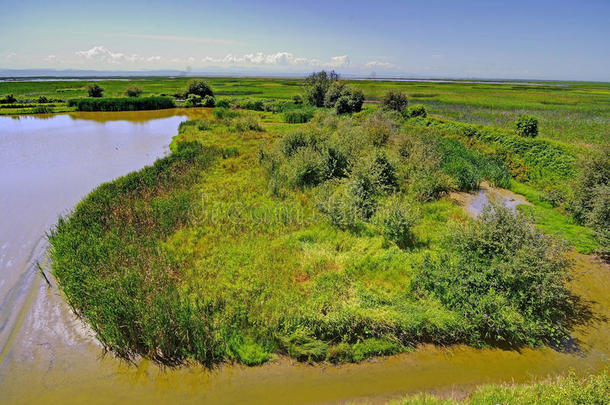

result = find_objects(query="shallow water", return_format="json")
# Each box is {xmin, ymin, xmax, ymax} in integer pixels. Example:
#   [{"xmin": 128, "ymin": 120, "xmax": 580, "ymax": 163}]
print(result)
[{"xmin": 0, "ymin": 111, "xmax": 608, "ymax": 404}]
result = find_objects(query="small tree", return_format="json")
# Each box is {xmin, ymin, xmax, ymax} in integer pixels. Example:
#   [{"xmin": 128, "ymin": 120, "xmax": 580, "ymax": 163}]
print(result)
[
  {"xmin": 186, "ymin": 94, "xmax": 203, "ymax": 107},
  {"xmin": 324, "ymin": 81, "xmax": 346, "ymax": 108},
  {"xmin": 87, "ymin": 83, "xmax": 104, "ymax": 98},
  {"xmin": 304, "ymin": 70, "xmax": 339, "ymax": 107},
  {"xmin": 335, "ymin": 96, "xmax": 351, "ymax": 114},
  {"xmin": 186, "ymin": 80, "xmax": 214, "ymax": 98},
  {"xmin": 382, "ymin": 90, "xmax": 408, "ymax": 112},
  {"xmin": 125, "ymin": 86, "xmax": 143, "ymax": 97},
  {"xmin": 202, "ymin": 95, "xmax": 216, "ymax": 107},
  {"xmin": 516, "ymin": 114, "xmax": 538, "ymax": 137},
  {"xmin": 348, "ymin": 89, "xmax": 365, "ymax": 113}
]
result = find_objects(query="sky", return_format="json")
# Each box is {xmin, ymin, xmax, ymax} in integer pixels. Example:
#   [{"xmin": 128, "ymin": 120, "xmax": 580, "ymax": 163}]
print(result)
[{"xmin": 1, "ymin": 0, "xmax": 609, "ymax": 80}]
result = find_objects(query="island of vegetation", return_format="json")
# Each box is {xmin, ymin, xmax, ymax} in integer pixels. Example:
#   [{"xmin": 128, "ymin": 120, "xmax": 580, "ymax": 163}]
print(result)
[{"xmin": 41, "ymin": 72, "xmax": 608, "ymax": 369}]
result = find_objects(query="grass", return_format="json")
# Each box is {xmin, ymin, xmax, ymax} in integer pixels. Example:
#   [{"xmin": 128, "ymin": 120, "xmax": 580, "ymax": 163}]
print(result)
[
  {"xmin": 68, "ymin": 96, "xmax": 175, "ymax": 111},
  {"xmin": 48, "ymin": 104, "xmax": 594, "ymax": 366},
  {"xmin": 392, "ymin": 369, "xmax": 609, "ymax": 404}
]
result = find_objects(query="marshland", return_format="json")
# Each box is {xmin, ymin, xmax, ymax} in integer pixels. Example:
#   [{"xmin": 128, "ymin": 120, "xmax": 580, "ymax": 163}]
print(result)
[{"xmin": 0, "ymin": 73, "xmax": 608, "ymax": 404}]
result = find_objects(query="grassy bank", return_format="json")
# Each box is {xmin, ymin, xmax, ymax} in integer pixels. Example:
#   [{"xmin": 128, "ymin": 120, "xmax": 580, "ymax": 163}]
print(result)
[
  {"xmin": 392, "ymin": 369, "xmax": 609, "ymax": 404},
  {"xmin": 49, "ymin": 106, "xmax": 592, "ymax": 366}
]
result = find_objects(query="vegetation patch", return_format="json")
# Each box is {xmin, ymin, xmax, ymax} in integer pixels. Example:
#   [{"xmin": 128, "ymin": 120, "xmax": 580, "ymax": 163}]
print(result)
[{"xmin": 68, "ymin": 96, "xmax": 175, "ymax": 112}]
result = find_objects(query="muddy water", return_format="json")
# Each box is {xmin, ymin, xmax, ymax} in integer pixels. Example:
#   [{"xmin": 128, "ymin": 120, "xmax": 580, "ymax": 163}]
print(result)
[{"xmin": 0, "ymin": 112, "xmax": 608, "ymax": 404}]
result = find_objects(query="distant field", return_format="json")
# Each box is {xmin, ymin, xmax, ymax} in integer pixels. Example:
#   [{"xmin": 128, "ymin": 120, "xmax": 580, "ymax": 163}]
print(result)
[{"xmin": 1, "ymin": 77, "xmax": 609, "ymax": 149}]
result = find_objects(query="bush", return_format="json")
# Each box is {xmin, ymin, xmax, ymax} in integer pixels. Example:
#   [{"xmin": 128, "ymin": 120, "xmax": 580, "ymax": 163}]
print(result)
[
  {"xmin": 87, "ymin": 83, "xmax": 104, "ymax": 98},
  {"xmin": 413, "ymin": 204, "xmax": 580, "ymax": 347},
  {"xmin": 1, "ymin": 94, "xmax": 17, "ymax": 103},
  {"xmin": 570, "ymin": 145, "xmax": 610, "ymax": 224},
  {"xmin": 404, "ymin": 104, "xmax": 427, "ymax": 118},
  {"xmin": 185, "ymin": 94, "xmax": 202, "ymax": 107},
  {"xmin": 292, "ymin": 94, "xmax": 303, "ymax": 105},
  {"xmin": 202, "ymin": 95, "xmax": 215, "ymax": 107},
  {"xmin": 125, "ymin": 86, "xmax": 143, "ymax": 97},
  {"xmin": 213, "ymin": 107, "xmax": 239, "ymax": 119},
  {"xmin": 335, "ymin": 96, "xmax": 351, "ymax": 115},
  {"xmin": 515, "ymin": 114, "xmax": 538, "ymax": 137},
  {"xmin": 37, "ymin": 96, "xmax": 50, "ymax": 103},
  {"xmin": 587, "ymin": 185, "xmax": 610, "ymax": 259},
  {"xmin": 304, "ymin": 70, "xmax": 339, "ymax": 107},
  {"xmin": 376, "ymin": 197, "xmax": 420, "ymax": 248},
  {"xmin": 364, "ymin": 111, "xmax": 398, "ymax": 146},
  {"xmin": 348, "ymin": 89, "xmax": 365, "ymax": 113},
  {"xmin": 69, "ymin": 96, "xmax": 175, "ymax": 111},
  {"xmin": 215, "ymin": 99, "xmax": 230, "ymax": 108},
  {"xmin": 324, "ymin": 81, "xmax": 346, "ymax": 108},
  {"xmin": 186, "ymin": 80, "xmax": 214, "ymax": 98},
  {"xmin": 232, "ymin": 113, "xmax": 263, "ymax": 132},
  {"xmin": 382, "ymin": 90, "xmax": 408, "ymax": 112}
]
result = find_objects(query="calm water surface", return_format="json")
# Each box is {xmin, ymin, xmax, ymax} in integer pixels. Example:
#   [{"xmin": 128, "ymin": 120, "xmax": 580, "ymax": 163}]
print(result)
[{"xmin": 0, "ymin": 110, "xmax": 608, "ymax": 404}]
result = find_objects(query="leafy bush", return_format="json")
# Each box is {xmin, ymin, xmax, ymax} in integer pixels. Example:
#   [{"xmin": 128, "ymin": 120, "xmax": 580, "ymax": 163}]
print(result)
[
  {"xmin": 185, "ymin": 94, "xmax": 202, "ymax": 107},
  {"xmin": 587, "ymin": 185, "xmax": 610, "ymax": 260},
  {"xmin": 364, "ymin": 110, "xmax": 398, "ymax": 146},
  {"xmin": 382, "ymin": 90, "xmax": 408, "ymax": 112},
  {"xmin": 348, "ymin": 89, "xmax": 365, "ymax": 112},
  {"xmin": 202, "ymin": 95, "xmax": 215, "ymax": 107},
  {"xmin": 404, "ymin": 104, "xmax": 427, "ymax": 118},
  {"xmin": 304, "ymin": 70, "xmax": 339, "ymax": 107},
  {"xmin": 68, "ymin": 96, "xmax": 175, "ymax": 111},
  {"xmin": 37, "ymin": 96, "xmax": 50, "ymax": 103},
  {"xmin": 213, "ymin": 107, "xmax": 240, "ymax": 119},
  {"xmin": 413, "ymin": 204, "xmax": 580, "ymax": 347},
  {"xmin": 186, "ymin": 80, "xmax": 214, "ymax": 98},
  {"xmin": 215, "ymin": 99, "xmax": 230, "ymax": 108},
  {"xmin": 125, "ymin": 86, "xmax": 143, "ymax": 97},
  {"xmin": 231, "ymin": 113, "xmax": 263, "ymax": 132},
  {"xmin": 376, "ymin": 197, "xmax": 420, "ymax": 248},
  {"xmin": 1, "ymin": 94, "xmax": 17, "ymax": 103},
  {"xmin": 570, "ymin": 145, "xmax": 610, "ymax": 224},
  {"xmin": 278, "ymin": 328, "xmax": 328, "ymax": 362},
  {"xmin": 292, "ymin": 94, "xmax": 303, "ymax": 105},
  {"xmin": 515, "ymin": 114, "xmax": 539, "ymax": 137},
  {"xmin": 87, "ymin": 83, "xmax": 104, "ymax": 98},
  {"xmin": 335, "ymin": 96, "xmax": 351, "ymax": 115}
]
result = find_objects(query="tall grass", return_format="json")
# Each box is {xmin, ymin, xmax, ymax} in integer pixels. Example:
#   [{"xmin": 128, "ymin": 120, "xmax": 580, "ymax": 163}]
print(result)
[{"xmin": 68, "ymin": 96, "xmax": 175, "ymax": 111}]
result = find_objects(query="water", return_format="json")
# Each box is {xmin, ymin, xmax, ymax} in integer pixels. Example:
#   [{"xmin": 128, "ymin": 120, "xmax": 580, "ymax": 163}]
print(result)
[{"xmin": 0, "ymin": 111, "xmax": 608, "ymax": 404}]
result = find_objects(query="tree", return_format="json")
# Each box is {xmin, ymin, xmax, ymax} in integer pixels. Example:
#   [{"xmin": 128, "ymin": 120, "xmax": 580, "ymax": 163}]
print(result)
[
  {"xmin": 304, "ymin": 70, "xmax": 339, "ymax": 107},
  {"xmin": 87, "ymin": 83, "xmax": 104, "ymax": 98},
  {"xmin": 324, "ymin": 81, "xmax": 346, "ymax": 108},
  {"xmin": 382, "ymin": 90, "xmax": 408, "ymax": 112},
  {"xmin": 125, "ymin": 86, "xmax": 143, "ymax": 97},
  {"xmin": 186, "ymin": 80, "xmax": 214, "ymax": 98}
]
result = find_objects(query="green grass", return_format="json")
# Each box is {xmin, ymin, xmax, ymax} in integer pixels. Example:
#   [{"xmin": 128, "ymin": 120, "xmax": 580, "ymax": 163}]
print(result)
[
  {"xmin": 392, "ymin": 369, "xmax": 609, "ymax": 404},
  {"xmin": 48, "ymin": 106, "xmax": 592, "ymax": 366},
  {"xmin": 68, "ymin": 96, "xmax": 175, "ymax": 111}
]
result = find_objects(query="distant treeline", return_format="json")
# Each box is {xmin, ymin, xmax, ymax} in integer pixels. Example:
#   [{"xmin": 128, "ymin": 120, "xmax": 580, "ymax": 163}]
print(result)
[{"xmin": 68, "ymin": 96, "xmax": 175, "ymax": 112}]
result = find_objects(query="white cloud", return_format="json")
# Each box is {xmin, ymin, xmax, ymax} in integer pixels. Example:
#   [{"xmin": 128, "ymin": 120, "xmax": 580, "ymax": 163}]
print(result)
[
  {"xmin": 43, "ymin": 54, "xmax": 58, "ymax": 63},
  {"xmin": 201, "ymin": 52, "xmax": 349, "ymax": 68},
  {"xmin": 76, "ymin": 45, "xmax": 135, "ymax": 64},
  {"xmin": 328, "ymin": 55, "xmax": 350, "ymax": 68},
  {"xmin": 108, "ymin": 33, "xmax": 239, "ymax": 46},
  {"xmin": 365, "ymin": 61, "xmax": 396, "ymax": 69}
]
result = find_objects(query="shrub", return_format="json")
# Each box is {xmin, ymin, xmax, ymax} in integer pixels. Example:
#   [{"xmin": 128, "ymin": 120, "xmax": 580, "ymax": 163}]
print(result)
[
  {"xmin": 278, "ymin": 328, "xmax": 328, "ymax": 362},
  {"xmin": 324, "ymin": 81, "xmax": 346, "ymax": 108},
  {"xmin": 125, "ymin": 86, "xmax": 143, "ymax": 97},
  {"xmin": 364, "ymin": 111, "xmax": 397, "ymax": 146},
  {"xmin": 185, "ymin": 94, "xmax": 202, "ymax": 107},
  {"xmin": 335, "ymin": 96, "xmax": 351, "ymax": 115},
  {"xmin": 69, "ymin": 96, "xmax": 175, "ymax": 111},
  {"xmin": 316, "ymin": 181, "xmax": 361, "ymax": 230},
  {"xmin": 304, "ymin": 70, "xmax": 339, "ymax": 107},
  {"xmin": 587, "ymin": 185, "xmax": 610, "ymax": 260},
  {"xmin": 186, "ymin": 80, "xmax": 214, "ymax": 98},
  {"xmin": 413, "ymin": 204, "xmax": 580, "ymax": 347},
  {"xmin": 382, "ymin": 90, "xmax": 408, "ymax": 112},
  {"xmin": 232, "ymin": 113, "xmax": 263, "ymax": 132},
  {"xmin": 202, "ymin": 95, "xmax": 215, "ymax": 107},
  {"xmin": 2, "ymin": 94, "xmax": 17, "ymax": 103},
  {"xmin": 87, "ymin": 83, "xmax": 104, "ymax": 98},
  {"xmin": 213, "ymin": 107, "xmax": 239, "ymax": 119},
  {"xmin": 348, "ymin": 89, "xmax": 365, "ymax": 113},
  {"xmin": 32, "ymin": 106, "xmax": 52, "ymax": 114},
  {"xmin": 292, "ymin": 94, "xmax": 303, "ymax": 105},
  {"xmin": 404, "ymin": 104, "xmax": 427, "ymax": 118},
  {"xmin": 37, "ymin": 96, "xmax": 50, "ymax": 103},
  {"xmin": 515, "ymin": 114, "xmax": 538, "ymax": 137},
  {"xmin": 215, "ymin": 99, "xmax": 230, "ymax": 108},
  {"xmin": 569, "ymin": 145, "xmax": 610, "ymax": 224},
  {"xmin": 376, "ymin": 197, "xmax": 420, "ymax": 248},
  {"xmin": 283, "ymin": 108, "xmax": 315, "ymax": 124}
]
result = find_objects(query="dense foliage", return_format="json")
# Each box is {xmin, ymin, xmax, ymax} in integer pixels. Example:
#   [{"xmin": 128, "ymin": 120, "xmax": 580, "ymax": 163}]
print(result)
[
  {"xmin": 87, "ymin": 83, "xmax": 104, "ymax": 98},
  {"xmin": 68, "ymin": 96, "xmax": 175, "ymax": 111},
  {"xmin": 125, "ymin": 86, "xmax": 143, "ymax": 97},
  {"xmin": 382, "ymin": 90, "xmax": 409, "ymax": 112},
  {"xmin": 185, "ymin": 79, "xmax": 214, "ymax": 98},
  {"xmin": 516, "ymin": 114, "xmax": 539, "ymax": 137}
]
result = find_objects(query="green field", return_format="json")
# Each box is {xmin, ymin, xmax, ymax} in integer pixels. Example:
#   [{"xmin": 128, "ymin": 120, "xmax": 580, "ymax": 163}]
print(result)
[{"xmin": 42, "ymin": 74, "xmax": 609, "ymax": 368}]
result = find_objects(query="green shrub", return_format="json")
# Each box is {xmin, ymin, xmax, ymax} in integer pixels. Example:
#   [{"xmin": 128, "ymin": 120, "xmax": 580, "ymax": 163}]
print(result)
[
  {"xmin": 202, "ymin": 95, "xmax": 215, "ymax": 107},
  {"xmin": 185, "ymin": 94, "xmax": 202, "ymax": 107},
  {"xmin": 324, "ymin": 81, "xmax": 346, "ymax": 108},
  {"xmin": 364, "ymin": 111, "xmax": 397, "ymax": 146},
  {"xmin": 32, "ymin": 106, "xmax": 52, "ymax": 114},
  {"xmin": 232, "ymin": 113, "xmax": 263, "ymax": 132},
  {"xmin": 185, "ymin": 79, "xmax": 214, "ymax": 98},
  {"xmin": 213, "ymin": 107, "xmax": 239, "ymax": 119},
  {"xmin": 1, "ymin": 94, "xmax": 17, "ymax": 103},
  {"xmin": 292, "ymin": 94, "xmax": 303, "ymax": 105},
  {"xmin": 382, "ymin": 90, "xmax": 408, "ymax": 112},
  {"xmin": 376, "ymin": 197, "xmax": 420, "ymax": 248},
  {"xmin": 68, "ymin": 96, "xmax": 175, "ymax": 111},
  {"xmin": 215, "ymin": 99, "xmax": 230, "ymax": 108},
  {"xmin": 348, "ymin": 89, "xmax": 365, "ymax": 113},
  {"xmin": 587, "ymin": 185, "xmax": 610, "ymax": 260},
  {"xmin": 304, "ymin": 70, "xmax": 339, "ymax": 107},
  {"xmin": 404, "ymin": 104, "xmax": 427, "ymax": 118},
  {"xmin": 413, "ymin": 204, "xmax": 580, "ymax": 347},
  {"xmin": 125, "ymin": 86, "xmax": 143, "ymax": 97},
  {"xmin": 335, "ymin": 96, "xmax": 351, "ymax": 115},
  {"xmin": 569, "ymin": 145, "xmax": 610, "ymax": 224},
  {"xmin": 279, "ymin": 328, "xmax": 328, "ymax": 362},
  {"xmin": 87, "ymin": 83, "xmax": 104, "ymax": 98},
  {"xmin": 515, "ymin": 114, "xmax": 539, "ymax": 137},
  {"xmin": 37, "ymin": 96, "xmax": 50, "ymax": 103}
]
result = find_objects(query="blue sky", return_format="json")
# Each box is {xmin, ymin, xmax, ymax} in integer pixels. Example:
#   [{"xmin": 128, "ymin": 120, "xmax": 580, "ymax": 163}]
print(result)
[{"xmin": 1, "ymin": 0, "xmax": 609, "ymax": 80}]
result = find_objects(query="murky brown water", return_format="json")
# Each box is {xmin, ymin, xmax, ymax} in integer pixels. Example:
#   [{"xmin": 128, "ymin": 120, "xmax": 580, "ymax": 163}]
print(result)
[{"xmin": 0, "ymin": 111, "xmax": 608, "ymax": 404}]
